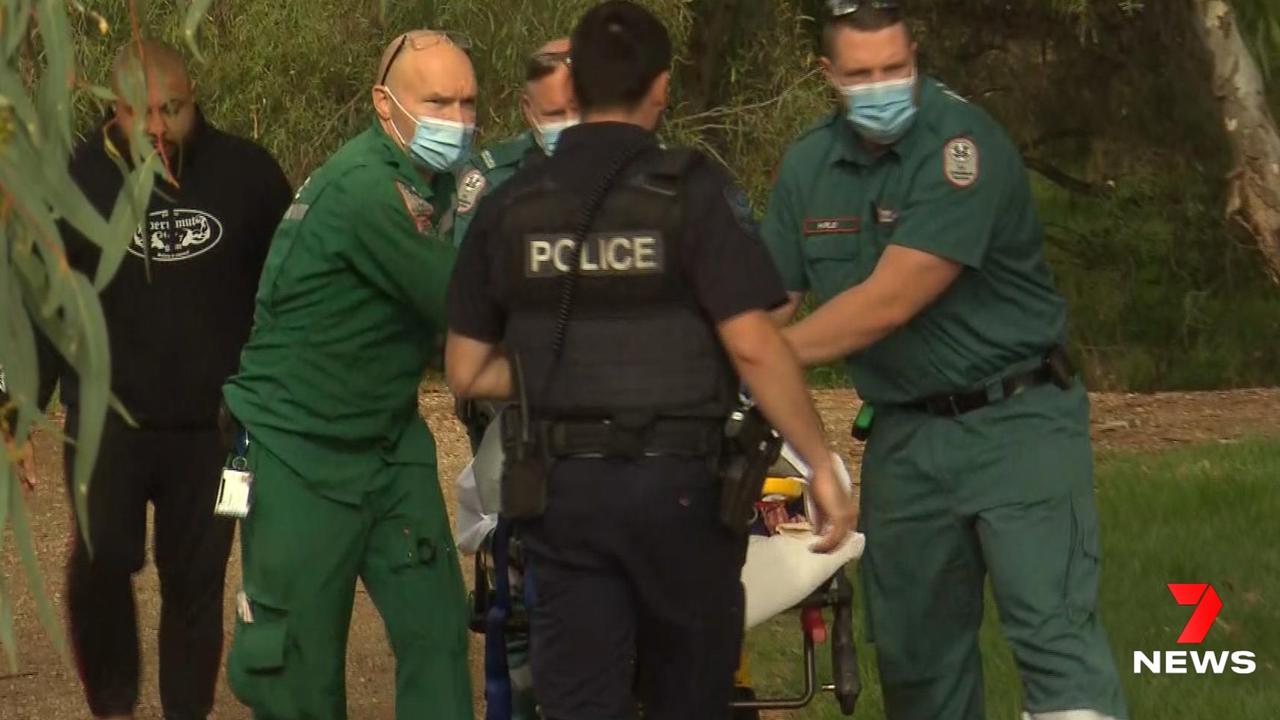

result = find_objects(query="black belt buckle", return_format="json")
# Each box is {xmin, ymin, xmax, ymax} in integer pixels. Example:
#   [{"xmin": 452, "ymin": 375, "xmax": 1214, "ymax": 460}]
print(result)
[
  {"xmin": 945, "ymin": 395, "xmax": 963, "ymax": 416},
  {"xmin": 923, "ymin": 393, "xmax": 966, "ymax": 417},
  {"xmin": 604, "ymin": 416, "xmax": 650, "ymax": 459}
]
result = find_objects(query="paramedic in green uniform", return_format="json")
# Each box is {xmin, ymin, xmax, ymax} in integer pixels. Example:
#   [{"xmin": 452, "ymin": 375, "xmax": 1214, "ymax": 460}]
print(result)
[
  {"xmin": 450, "ymin": 36, "xmax": 578, "ymax": 250},
  {"xmin": 761, "ymin": 4, "xmax": 1128, "ymax": 720},
  {"xmin": 220, "ymin": 29, "xmax": 476, "ymax": 720}
]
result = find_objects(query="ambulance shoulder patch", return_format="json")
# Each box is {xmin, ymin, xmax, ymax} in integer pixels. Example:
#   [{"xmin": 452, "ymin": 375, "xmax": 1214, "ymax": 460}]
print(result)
[
  {"xmin": 395, "ymin": 180, "xmax": 435, "ymax": 234},
  {"xmin": 456, "ymin": 168, "xmax": 487, "ymax": 215},
  {"xmin": 943, "ymin": 137, "xmax": 980, "ymax": 189}
]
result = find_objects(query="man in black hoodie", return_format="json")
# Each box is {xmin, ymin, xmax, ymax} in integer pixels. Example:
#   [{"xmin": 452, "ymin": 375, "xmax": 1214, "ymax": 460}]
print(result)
[{"xmin": 50, "ymin": 40, "xmax": 291, "ymax": 720}]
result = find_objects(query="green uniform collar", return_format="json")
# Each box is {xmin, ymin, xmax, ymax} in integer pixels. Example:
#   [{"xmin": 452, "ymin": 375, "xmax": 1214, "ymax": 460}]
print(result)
[
  {"xmin": 479, "ymin": 131, "xmax": 540, "ymax": 171},
  {"xmin": 826, "ymin": 77, "xmax": 945, "ymax": 167}
]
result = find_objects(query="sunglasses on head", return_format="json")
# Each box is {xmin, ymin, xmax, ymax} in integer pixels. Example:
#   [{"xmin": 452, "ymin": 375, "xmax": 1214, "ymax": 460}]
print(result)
[
  {"xmin": 379, "ymin": 30, "xmax": 473, "ymax": 86},
  {"xmin": 530, "ymin": 49, "xmax": 572, "ymax": 69},
  {"xmin": 826, "ymin": 0, "xmax": 901, "ymax": 17}
]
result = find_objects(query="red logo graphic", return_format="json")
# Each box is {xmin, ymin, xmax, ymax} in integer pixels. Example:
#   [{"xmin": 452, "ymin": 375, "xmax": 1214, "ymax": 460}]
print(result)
[{"xmin": 1168, "ymin": 583, "xmax": 1223, "ymax": 644}]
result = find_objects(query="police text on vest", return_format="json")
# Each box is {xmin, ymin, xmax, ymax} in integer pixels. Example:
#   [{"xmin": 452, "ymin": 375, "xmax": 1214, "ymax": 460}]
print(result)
[{"xmin": 525, "ymin": 232, "xmax": 665, "ymax": 277}]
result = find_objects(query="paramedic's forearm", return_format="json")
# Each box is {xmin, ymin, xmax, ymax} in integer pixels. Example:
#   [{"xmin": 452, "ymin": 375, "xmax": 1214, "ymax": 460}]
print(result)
[{"xmin": 783, "ymin": 245, "xmax": 964, "ymax": 366}]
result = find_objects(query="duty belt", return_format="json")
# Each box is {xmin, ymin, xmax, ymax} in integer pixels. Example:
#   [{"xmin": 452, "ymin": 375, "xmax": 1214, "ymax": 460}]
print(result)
[
  {"xmin": 542, "ymin": 417, "xmax": 722, "ymax": 459},
  {"xmin": 907, "ymin": 347, "xmax": 1073, "ymax": 418}
]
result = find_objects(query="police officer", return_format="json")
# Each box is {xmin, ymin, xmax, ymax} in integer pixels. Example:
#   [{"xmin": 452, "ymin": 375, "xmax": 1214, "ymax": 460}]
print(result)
[
  {"xmin": 762, "ymin": 3, "xmax": 1129, "ymax": 720},
  {"xmin": 445, "ymin": 3, "xmax": 856, "ymax": 718},
  {"xmin": 33, "ymin": 40, "xmax": 292, "ymax": 720},
  {"xmin": 220, "ymin": 29, "xmax": 475, "ymax": 719}
]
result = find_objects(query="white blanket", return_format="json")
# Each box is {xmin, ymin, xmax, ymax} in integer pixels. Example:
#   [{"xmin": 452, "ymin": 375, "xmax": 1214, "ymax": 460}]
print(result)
[{"xmin": 454, "ymin": 435, "xmax": 864, "ymax": 630}]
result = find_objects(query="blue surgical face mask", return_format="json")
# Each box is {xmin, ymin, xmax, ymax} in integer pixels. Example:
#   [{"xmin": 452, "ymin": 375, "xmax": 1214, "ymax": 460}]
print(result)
[
  {"xmin": 534, "ymin": 117, "xmax": 579, "ymax": 156},
  {"xmin": 839, "ymin": 73, "xmax": 918, "ymax": 145},
  {"xmin": 386, "ymin": 90, "xmax": 475, "ymax": 171}
]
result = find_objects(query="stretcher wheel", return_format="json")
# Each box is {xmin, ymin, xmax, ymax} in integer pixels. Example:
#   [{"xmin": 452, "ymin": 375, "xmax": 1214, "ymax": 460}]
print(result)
[{"xmin": 830, "ymin": 571, "xmax": 861, "ymax": 716}]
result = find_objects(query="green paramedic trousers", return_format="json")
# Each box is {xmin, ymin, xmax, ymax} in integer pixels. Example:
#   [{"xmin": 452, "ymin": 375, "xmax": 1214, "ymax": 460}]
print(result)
[
  {"xmin": 226, "ymin": 440, "xmax": 473, "ymax": 720},
  {"xmin": 859, "ymin": 381, "xmax": 1128, "ymax": 720}
]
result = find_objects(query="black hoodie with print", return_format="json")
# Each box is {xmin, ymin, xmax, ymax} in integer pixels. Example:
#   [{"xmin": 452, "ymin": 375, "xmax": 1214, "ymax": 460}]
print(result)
[{"xmin": 47, "ymin": 109, "xmax": 293, "ymax": 429}]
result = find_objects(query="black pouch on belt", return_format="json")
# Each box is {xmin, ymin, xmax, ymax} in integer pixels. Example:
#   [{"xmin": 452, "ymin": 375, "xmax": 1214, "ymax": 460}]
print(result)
[
  {"xmin": 499, "ymin": 406, "xmax": 548, "ymax": 519},
  {"xmin": 1045, "ymin": 345, "xmax": 1076, "ymax": 389}
]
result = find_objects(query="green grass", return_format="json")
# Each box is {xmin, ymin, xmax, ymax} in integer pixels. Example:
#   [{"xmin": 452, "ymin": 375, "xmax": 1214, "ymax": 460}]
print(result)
[{"xmin": 745, "ymin": 437, "xmax": 1280, "ymax": 718}]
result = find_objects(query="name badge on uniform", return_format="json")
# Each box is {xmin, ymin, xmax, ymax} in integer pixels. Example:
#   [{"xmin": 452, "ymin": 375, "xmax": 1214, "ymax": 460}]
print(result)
[{"xmin": 803, "ymin": 217, "xmax": 860, "ymax": 235}]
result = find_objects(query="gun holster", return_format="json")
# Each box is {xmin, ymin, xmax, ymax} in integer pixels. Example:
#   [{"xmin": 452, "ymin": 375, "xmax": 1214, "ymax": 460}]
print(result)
[{"xmin": 717, "ymin": 405, "xmax": 782, "ymax": 534}]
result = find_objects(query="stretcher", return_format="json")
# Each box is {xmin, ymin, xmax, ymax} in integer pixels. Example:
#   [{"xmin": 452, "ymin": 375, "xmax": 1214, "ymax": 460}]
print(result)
[{"xmin": 455, "ymin": 416, "xmax": 864, "ymax": 718}]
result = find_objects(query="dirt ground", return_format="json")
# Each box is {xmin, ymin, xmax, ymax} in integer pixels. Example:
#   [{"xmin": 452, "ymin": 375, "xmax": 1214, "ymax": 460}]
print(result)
[{"xmin": 2, "ymin": 386, "xmax": 1279, "ymax": 720}]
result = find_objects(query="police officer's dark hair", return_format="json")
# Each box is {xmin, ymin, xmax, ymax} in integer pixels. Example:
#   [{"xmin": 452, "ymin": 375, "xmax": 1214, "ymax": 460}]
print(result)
[
  {"xmin": 820, "ymin": 8, "xmax": 910, "ymax": 58},
  {"xmin": 570, "ymin": 1, "xmax": 672, "ymax": 113}
]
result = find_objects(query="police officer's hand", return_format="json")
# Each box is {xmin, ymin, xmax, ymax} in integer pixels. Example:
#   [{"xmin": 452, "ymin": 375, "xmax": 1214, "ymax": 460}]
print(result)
[{"xmin": 809, "ymin": 458, "xmax": 857, "ymax": 554}]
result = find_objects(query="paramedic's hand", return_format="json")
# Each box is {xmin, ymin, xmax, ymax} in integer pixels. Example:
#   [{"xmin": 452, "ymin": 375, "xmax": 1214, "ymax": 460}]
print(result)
[{"xmin": 809, "ymin": 460, "xmax": 857, "ymax": 553}]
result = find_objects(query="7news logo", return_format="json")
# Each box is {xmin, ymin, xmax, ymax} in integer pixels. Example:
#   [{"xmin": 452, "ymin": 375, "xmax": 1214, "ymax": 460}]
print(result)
[{"xmin": 1133, "ymin": 583, "xmax": 1257, "ymax": 675}]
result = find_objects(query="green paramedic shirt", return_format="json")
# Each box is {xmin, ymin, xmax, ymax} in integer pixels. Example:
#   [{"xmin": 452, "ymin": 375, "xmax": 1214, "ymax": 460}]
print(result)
[
  {"xmin": 224, "ymin": 121, "xmax": 457, "ymax": 500},
  {"xmin": 761, "ymin": 77, "xmax": 1068, "ymax": 406},
  {"xmin": 449, "ymin": 131, "xmax": 541, "ymax": 246}
]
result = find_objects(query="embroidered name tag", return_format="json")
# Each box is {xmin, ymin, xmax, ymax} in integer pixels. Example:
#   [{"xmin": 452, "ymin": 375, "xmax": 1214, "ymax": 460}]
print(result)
[{"xmin": 803, "ymin": 217, "xmax": 860, "ymax": 235}]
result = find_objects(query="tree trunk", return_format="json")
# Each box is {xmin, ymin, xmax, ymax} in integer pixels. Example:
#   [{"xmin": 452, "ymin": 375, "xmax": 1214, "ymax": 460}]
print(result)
[
  {"xmin": 1193, "ymin": 0, "xmax": 1280, "ymax": 284},
  {"xmin": 680, "ymin": 0, "xmax": 741, "ymax": 117}
]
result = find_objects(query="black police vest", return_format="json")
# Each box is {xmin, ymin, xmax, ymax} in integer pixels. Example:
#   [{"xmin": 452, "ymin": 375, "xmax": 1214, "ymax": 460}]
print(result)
[{"xmin": 500, "ymin": 149, "xmax": 737, "ymax": 421}]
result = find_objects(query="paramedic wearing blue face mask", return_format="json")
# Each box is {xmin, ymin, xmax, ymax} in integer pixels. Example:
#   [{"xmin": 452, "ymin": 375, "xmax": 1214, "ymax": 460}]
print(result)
[
  {"xmin": 220, "ymin": 28, "xmax": 476, "ymax": 719},
  {"xmin": 448, "ymin": 37, "xmax": 579, "ymax": 250},
  {"xmin": 761, "ymin": 3, "xmax": 1128, "ymax": 720}
]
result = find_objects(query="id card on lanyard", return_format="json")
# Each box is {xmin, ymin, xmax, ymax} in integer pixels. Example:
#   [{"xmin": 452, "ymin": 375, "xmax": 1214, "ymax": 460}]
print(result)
[{"xmin": 214, "ymin": 430, "xmax": 253, "ymax": 518}]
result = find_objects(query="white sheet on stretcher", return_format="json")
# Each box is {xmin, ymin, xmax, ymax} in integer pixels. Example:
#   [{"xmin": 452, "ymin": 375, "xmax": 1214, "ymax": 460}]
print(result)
[
  {"xmin": 742, "ymin": 530, "xmax": 864, "ymax": 630},
  {"xmin": 742, "ymin": 449, "xmax": 862, "ymax": 629},
  {"xmin": 454, "ymin": 435, "xmax": 866, "ymax": 629}
]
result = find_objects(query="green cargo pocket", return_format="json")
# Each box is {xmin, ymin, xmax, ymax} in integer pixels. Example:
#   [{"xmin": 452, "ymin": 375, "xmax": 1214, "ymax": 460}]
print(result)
[
  {"xmin": 1064, "ymin": 490, "xmax": 1103, "ymax": 622},
  {"xmin": 235, "ymin": 617, "xmax": 287, "ymax": 671},
  {"xmin": 228, "ymin": 599, "xmax": 297, "ymax": 717}
]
